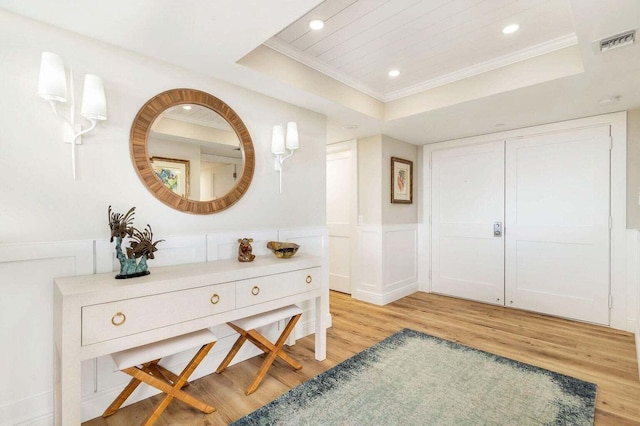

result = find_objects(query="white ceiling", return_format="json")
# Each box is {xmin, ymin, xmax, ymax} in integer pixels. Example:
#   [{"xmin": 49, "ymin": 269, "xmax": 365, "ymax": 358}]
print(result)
[
  {"xmin": 2, "ymin": 0, "xmax": 640, "ymax": 145},
  {"xmin": 268, "ymin": 0, "xmax": 577, "ymax": 101}
]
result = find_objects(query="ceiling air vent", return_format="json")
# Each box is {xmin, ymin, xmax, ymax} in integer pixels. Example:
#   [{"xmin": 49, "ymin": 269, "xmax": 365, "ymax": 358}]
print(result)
[{"xmin": 599, "ymin": 30, "xmax": 635, "ymax": 52}]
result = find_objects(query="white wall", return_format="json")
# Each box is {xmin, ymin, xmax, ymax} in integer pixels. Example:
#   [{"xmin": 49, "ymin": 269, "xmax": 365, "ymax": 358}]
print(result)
[
  {"xmin": 0, "ymin": 9, "xmax": 328, "ymax": 425},
  {"xmin": 0, "ymin": 10, "xmax": 326, "ymax": 244},
  {"xmin": 357, "ymin": 135, "xmax": 382, "ymax": 225},
  {"xmin": 381, "ymin": 135, "xmax": 419, "ymax": 225},
  {"xmin": 626, "ymin": 109, "xmax": 640, "ymax": 228},
  {"xmin": 353, "ymin": 135, "xmax": 420, "ymax": 304}
]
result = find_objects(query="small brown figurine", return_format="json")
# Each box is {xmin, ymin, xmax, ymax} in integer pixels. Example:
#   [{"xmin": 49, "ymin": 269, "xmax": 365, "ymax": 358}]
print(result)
[{"xmin": 238, "ymin": 238, "xmax": 256, "ymax": 262}]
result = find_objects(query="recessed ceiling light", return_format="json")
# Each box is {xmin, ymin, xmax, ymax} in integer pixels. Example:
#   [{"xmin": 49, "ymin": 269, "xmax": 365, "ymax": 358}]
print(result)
[
  {"xmin": 502, "ymin": 24, "xmax": 520, "ymax": 34},
  {"xmin": 343, "ymin": 124, "xmax": 358, "ymax": 130},
  {"xmin": 182, "ymin": 105, "xmax": 192, "ymax": 110},
  {"xmin": 388, "ymin": 69, "xmax": 400, "ymax": 78},
  {"xmin": 309, "ymin": 19, "xmax": 325, "ymax": 30}
]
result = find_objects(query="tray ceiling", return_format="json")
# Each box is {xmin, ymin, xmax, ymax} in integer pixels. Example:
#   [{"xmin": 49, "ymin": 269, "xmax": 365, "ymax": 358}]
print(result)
[{"xmin": 266, "ymin": 0, "xmax": 577, "ymax": 101}]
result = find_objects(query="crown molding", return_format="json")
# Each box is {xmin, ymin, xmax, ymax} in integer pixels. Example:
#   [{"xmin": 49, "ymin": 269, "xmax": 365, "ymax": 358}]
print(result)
[
  {"xmin": 263, "ymin": 38, "xmax": 386, "ymax": 101},
  {"xmin": 263, "ymin": 33, "xmax": 579, "ymax": 104},
  {"xmin": 384, "ymin": 34, "xmax": 579, "ymax": 101}
]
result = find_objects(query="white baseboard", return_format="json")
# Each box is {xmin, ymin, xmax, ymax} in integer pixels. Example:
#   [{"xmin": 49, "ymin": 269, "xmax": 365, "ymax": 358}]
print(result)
[
  {"xmin": 0, "ymin": 390, "xmax": 54, "ymax": 426},
  {"xmin": 354, "ymin": 282, "xmax": 418, "ymax": 306},
  {"xmin": 13, "ymin": 413, "xmax": 53, "ymax": 426}
]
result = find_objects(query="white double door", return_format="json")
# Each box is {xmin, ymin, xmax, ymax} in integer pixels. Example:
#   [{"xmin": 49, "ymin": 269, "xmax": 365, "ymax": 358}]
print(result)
[{"xmin": 431, "ymin": 126, "xmax": 611, "ymax": 325}]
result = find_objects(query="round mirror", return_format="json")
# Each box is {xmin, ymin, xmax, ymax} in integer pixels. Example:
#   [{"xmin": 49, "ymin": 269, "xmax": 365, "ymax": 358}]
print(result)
[{"xmin": 130, "ymin": 89, "xmax": 255, "ymax": 214}]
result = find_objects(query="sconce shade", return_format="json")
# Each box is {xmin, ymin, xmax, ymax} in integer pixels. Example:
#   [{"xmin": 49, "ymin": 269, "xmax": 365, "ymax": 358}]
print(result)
[
  {"xmin": 271, "ymin": 125, "xmax": 285, "ymax": 155},
  {"xmin": 285, "ymin": 122, "xmax": 299, "ymax": 150},
  {"xmin": 81, "ymin": 74, "xmax": 107, "ymax": 121},
  {"xmin": 38, "ymin": 52, "xmax": 67, "ymax": 102}
]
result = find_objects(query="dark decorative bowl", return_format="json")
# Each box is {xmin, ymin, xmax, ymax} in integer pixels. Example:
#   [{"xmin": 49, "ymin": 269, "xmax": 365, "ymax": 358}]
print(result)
[{"xmin": 267, "ymin": 241, "xmax": 300, "ymax": 259}]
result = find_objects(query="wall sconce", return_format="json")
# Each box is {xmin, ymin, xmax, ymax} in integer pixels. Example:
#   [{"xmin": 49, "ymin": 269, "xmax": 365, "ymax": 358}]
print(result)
[
  {"xmin": 271, "ymin": 122, "xmax": 299, "ymax": 193},
  {"xmin": 38, "ymin": 52, "xmax": 108, "ymax": 179}
]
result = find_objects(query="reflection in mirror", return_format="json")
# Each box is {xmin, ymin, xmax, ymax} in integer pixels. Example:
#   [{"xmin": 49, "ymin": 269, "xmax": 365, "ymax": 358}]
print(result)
[
  {"xmin": 130, "ymin": 89, "xmax": 255, "ymax": 215},
  {"xmin": 149, "ymin": 104, "xmax": 242, "ymax": 201}
]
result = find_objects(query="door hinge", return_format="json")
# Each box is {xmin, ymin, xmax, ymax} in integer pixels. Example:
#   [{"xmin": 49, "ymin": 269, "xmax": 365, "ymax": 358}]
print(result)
[
  {"xmin": 609, "ymin": 216, "xmax": 612, "ymax": 229},
  {"xmin": 608, "ymin": 294, "xmax": 612, "ymax": 309},
  {"xmin": 429, "ymin": 215, "xmax": 432, "ymax": 224},
  {"xmin": 608, "ymin": 136, "xmax": 612, "ymax": 150},
  {"xmin": 429, "ymin": 270, "xmax": 432, "ymax": 280}
]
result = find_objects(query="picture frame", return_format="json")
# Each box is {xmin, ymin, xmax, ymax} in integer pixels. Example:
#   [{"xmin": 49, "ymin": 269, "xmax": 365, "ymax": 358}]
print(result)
[
  {"xmin": 391, "ymin": 157, "xmax": 413, "ymax": 204},
  {"xmin": 150, "ymin": 156, "xmax": 190, "ymax": 198}
]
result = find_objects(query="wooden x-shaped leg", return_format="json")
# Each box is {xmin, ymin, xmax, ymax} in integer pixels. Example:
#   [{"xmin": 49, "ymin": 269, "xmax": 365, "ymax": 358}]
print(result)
[
  {"xmin": 216, "ymin": 314, "xmax": 302, "ymax": 395},
  {"xmin": 103, "ymin": 342, "xmax": 216, "ymax": 426}
]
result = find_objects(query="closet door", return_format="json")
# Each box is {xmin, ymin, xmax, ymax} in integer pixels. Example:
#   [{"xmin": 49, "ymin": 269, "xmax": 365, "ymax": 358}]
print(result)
[
  {"xmin": 431, "ymin": 141, "xmax": 505, "ymax": 305},
  {"xmin": 505, "ymin": 126, "xmax": 611, "ymax": 325},
  {"xmin": 327, "ymin": 141, "xmax": 357, "ymax": 294}
]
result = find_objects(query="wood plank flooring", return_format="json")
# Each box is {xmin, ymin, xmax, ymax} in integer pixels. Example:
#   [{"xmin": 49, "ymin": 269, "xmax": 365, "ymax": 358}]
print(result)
[{"xmin": 84, "ymin": 291, "xmax": 640, "ymax": 425}]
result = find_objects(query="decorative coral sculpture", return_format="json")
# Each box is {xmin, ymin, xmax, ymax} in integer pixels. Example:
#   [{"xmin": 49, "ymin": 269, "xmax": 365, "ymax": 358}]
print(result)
[{"xmin": 108, "ymin": 206, "xmax": 164, "ymax": 279}]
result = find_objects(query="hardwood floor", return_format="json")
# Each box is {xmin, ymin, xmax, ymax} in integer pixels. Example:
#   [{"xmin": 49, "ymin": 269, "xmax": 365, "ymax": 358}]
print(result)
[{"xmin": 84, "ymin": 291, "xmax": 640, "ymax": 425}]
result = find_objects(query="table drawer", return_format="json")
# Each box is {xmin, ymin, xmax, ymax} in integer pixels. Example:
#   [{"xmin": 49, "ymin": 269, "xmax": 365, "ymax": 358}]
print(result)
[
  {"xmin": 81, "ymin": 282, "xmax": 235, "ymax": 346},
  {"xmin": 236, "ymin": 267, "xmax": 320, "ymax": 308}
]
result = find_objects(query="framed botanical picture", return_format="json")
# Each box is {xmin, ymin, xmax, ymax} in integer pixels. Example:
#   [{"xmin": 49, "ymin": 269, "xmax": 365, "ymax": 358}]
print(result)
[
  {"xmin": 391, "ymin": 157, "xmax": 413, "ymax": 204},
  {"xmin": 150, "ymin": 156, "xmax": 190, "ymax": 198}
]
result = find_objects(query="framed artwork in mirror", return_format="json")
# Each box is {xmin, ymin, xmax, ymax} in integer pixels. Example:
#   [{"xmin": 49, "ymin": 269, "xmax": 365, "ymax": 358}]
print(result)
[
  {"xmin": 150, "ymin": 156, "xmax": 190, "ymax": 198},
  {"xmin": 391, "ymin": 157, "xmax": 413, "ymax": 204}
]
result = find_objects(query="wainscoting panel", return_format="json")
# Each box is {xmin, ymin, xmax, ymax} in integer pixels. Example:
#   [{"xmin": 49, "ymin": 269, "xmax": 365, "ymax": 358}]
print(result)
[
  {"xmin": 354, "ymin": 226, "xmax": 382, "ymax": 304},
  {"xmin": 354, "ymin": 225, "xmax": 418, "ymax": 305},
  {"xmin": 0, "ymin": 241, "xmax": 94, "ymax": 425},
  {"xmin": 382, "ymin": 225, "xmax": 418, "ymax": 304},
  {"xmin": 206, "ymin": 230, "xmax": 277, "ymax": 261},
  {"xmin": 95, "ymin": 234, "xmax": 208, "ymax": 274},
  {"xmin": 148, "ymin": 234, "xmax": 208, "ymax": 266},
  {"xmin": 278, "ymin": 227, "xmax": 327, "ymax": 257},
  {"xmin": 630, "ymin": 230, "xmax": 640, "ymax": 377},
  {"xmin": 417, "ymin": 223, "xmax": 429, "ymax": 292}
]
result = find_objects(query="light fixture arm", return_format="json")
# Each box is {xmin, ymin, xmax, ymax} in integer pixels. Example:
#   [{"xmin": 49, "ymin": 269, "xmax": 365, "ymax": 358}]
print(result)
[
  {"xmin": 38, "ymin": 52, "xmax": 107, "ymax": 180},
  {"xmin": 271, "ymin": 122, "xmax": 299, "ymax": 194},
  {"xmin": 46, "ymin": 99, "xmax": 98, "ymax": 180},
  {"xmin": 274, "ymin": 149, "xmax": 297, "ymax": 193},
  {"xmin": 274, "ymin": 149, "xmax": 296, "ymax": 170}
]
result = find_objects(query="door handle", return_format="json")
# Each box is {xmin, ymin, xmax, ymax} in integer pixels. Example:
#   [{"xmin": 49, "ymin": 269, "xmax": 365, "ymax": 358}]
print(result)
[{"xmin": 493, "ymin": 222, "xmax": 502, "ymax": 237}]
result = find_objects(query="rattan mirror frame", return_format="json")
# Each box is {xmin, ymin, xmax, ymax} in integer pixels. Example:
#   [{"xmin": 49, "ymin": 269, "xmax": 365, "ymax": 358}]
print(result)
[{"xmin": 130, "ymin": 88, "xmax": 255, "ymax": 214}]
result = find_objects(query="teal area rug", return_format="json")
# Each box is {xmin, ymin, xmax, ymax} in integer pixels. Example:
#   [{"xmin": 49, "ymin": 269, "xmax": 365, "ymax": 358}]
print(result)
[{"xmin": 233, "ymin": 328, "xmax": 596, "ymax": 425}]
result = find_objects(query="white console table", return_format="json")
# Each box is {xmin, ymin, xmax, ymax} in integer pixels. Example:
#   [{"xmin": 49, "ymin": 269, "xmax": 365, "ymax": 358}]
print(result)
[{"xmin": 53, "ymin": 254, "xmax": 327, "ymax": 425}]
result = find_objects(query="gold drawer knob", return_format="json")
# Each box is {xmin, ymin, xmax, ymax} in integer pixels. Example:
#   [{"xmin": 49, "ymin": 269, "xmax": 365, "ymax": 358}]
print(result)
[
  {"xmin": 306, "ymin": 275, "xmax": 312, "ymax": 284},
  {"xmin": 210, "ymin": 293, "xmax": 220, "ymax": 304},
  {"xmin": 251, "ymin": 286, "xmax": 260, "ymax": 296},
  {"xmin": 111, "ymin": 312, "xmax": 126, "ymax": 326}
]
